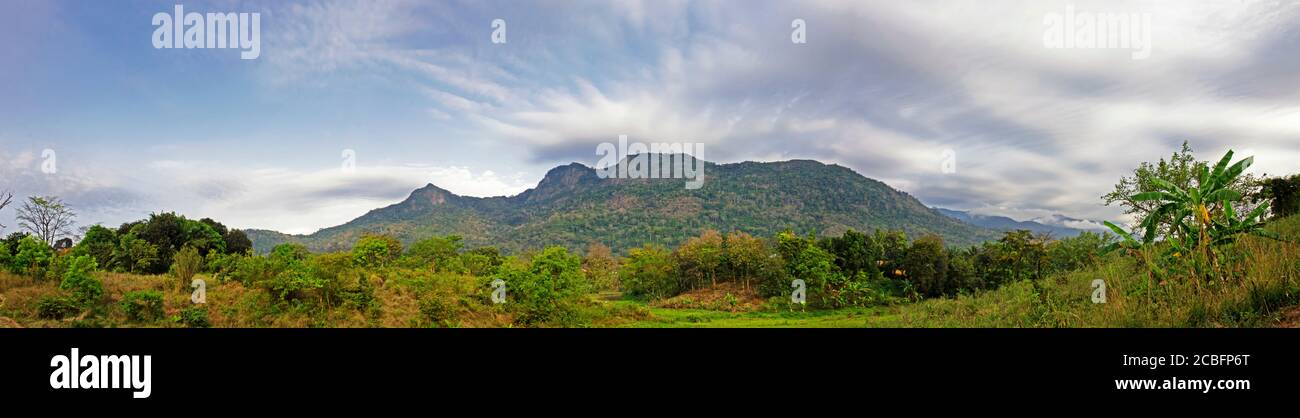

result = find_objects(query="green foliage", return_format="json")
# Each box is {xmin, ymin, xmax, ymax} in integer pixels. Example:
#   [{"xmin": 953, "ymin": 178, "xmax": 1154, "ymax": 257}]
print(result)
[
  {"xmin": 10, "ymin": 236, "xmax": 54, "ymax": 277},
  {"xmin": 0, "ymin": 243, "xmax": 10, "ymax": 273},
  {"xmin": 37, "ymin": 295, "xmax": 82, "ymax": 319},
  {"xmin": 675, "ymin": 229, "xmax": 725, "ymax": 289},
  {"xmin": 1047, "ymin": 232, "xmax": 1109, "ymax": 272},
  {"xmin": 902, "ymin": 235, "xmax": 949, "ymax": 297},
  {"xmin": 419, "ymin": 296, "xmax": 458, "ymax": 327},
  {"xmin": 405, "ymin": 235, "xmax": 462, "ymax": 272},
  {"xmin": 770, "ymin": 231, "xmax": 839, "ymax": 306},
  {"xmin": 179, "ymin": 307, "xmax": 211, "ymax": 328},
  {"xmin": 133, "ymin": 212, "xmax": 226, "ymax": 273},
  {"xmin": 59, "ymin": 255, "xmax": 102, "ymax": 305},
  {"xmin": 822, "ymin": 229, "xmax": 883, "ymax": 278},
  {"xmin": 171, "ymin": 246, "xmax": 203, "ymax": 287},
  {"xmin": 495, "ymin": 246, "xmax": 589, "ymax": 325},
  {"xmin": 461, "ymin": 246, "xmax": 504, "ymax": 276},
  {"xmin": 1105, "ymin": 149, "xmax": 1279, "ymax": 280},
  {"xmin": 112, "ymin": 233, "xmax": 159, "ymax": 274},
  {"xmin": 223, "ymin": 229, "xmax": 254, "ymax": 255},
  {"xmin": 619, "ymin": 244, "xmax": 679, "ymax": 299},
  {"xmin": 352, "ymin": 234, "xmax": 402, "ymax": 268},
  {"xmin": 119, "ymin": 290, "xmax": 165, "ymax": 322},
  {"xmin": 72, "ymin": 225, "xmax": 117, "ymax": 268},
  {"xmin": 245, "ymin": 159, "xmax": 1002, "ymax": 255},
  {"xmin": 1255, "ymin": 174, "xmax": 1300, "ymax": 219}
]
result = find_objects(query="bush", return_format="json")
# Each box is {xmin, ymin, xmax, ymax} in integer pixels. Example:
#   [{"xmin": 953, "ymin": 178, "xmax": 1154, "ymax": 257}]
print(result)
[
  {"xmin": 59, "ymin": 255, "xmax": 102, "ymax": 305},
  {"xmin": 0, "ymin": 243, "xmax": 11, "ymax": 271},
  {"xmin": 172, "ymin": 246, "xmax": 202, "ymax": 287},
  {"xmin": 179, "ymin": 307, "xmax": 211, "ymax": 328},
  {"xmin": 10, "ymin": 236, "xmax": 54, "ymax": 277},
  {"xmin": 419, "ymin": 295, "xmax": 458, "ymax": 327},
  {"xmin": 37, "ymin": 296, "xmax": 81, "ymax": 319},
  {"xmin": 119, "ymin": 290, "xmax": 165, "ymax": 322},
  {"xmin": 494, "ymin": 247, "xmax": 588, "ymax": 325}
]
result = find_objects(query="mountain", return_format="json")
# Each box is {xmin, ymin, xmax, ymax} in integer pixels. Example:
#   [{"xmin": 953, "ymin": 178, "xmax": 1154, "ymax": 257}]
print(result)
[
  {"xmin": 246, "ymin": 156, "xmax": 1002, "ymax": 254},
  {"xmin": 934, "ymin": 208, "xmax": 1102, "ymax": 238}
]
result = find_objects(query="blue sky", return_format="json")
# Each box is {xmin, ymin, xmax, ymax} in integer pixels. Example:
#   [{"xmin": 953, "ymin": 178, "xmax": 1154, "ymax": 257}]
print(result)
[{"xmin": 3, "ymin": 0, "xmax": 1300, "ymax": 234}]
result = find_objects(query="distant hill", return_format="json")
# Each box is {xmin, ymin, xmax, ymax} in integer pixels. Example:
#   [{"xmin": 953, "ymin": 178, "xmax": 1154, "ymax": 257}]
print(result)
[
  {"xmin": 247, "ymin": 156, "xmax": 1002, "ymax": 254},
  {"xmin": 934, "ymin": 208, "xmax": 1102, "ymax": 238}
]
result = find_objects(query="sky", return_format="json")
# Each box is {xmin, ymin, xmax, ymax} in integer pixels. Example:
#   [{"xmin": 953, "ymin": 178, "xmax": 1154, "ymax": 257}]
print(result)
[{"xmin": 2, "ymin": 0, "xmax": 1300, "ymax": 235}]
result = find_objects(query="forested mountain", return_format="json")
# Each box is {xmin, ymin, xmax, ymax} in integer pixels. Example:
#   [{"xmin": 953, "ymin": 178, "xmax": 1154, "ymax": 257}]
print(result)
[{"xmin": 246, "ymin": 156, "xmax": 1001, "ymax": 254}]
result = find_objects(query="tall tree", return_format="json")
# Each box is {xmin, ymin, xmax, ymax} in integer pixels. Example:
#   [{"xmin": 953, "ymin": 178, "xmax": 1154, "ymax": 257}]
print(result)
[
  {"xmin": 16, "ymin": 195, "xmax": 76, "ymax": 246},
  {"xmin": 0, "ymin": 190, "xmax": 13, "ymax": 230}
]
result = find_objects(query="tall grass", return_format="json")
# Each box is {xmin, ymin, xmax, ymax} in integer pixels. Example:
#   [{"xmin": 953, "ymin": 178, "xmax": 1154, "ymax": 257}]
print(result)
[{"xmin": 897, "ymin": 215, "xmax": 1300, "ymax": 327}]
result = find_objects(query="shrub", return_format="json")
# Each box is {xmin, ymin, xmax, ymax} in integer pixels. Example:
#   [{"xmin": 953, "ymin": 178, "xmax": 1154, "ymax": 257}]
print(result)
[
  {"xmin": 37, "ymin": 296, "xmax": 81, "ymax": 319},
  {"xmin": 179, "ymin": 307, "xmax": 211, "ymax": 328},
  {"xmin": 0, "ymin": 243, "xmax": 11, "ymax": 271},
  {"xmin": 495, "ymin": 247, "xmax": 588, "ymax": 325},
  {"xmin": 10, "ymin": 235, "xmax": 54, "ymax": 277},
  {"xmin": 419, "ymin": 295, "xmax": 458, "ymax": 327},
  {"xmin": 119, "ymin": 290, "xmax": 165, "ymax": 322},
  {"xmin": 172, "ymin": 246, "xmax": 202, "ymax": 287},
  {"xmin": 59, "ymin": 255, "xmax": 102, "ymax": 305}
]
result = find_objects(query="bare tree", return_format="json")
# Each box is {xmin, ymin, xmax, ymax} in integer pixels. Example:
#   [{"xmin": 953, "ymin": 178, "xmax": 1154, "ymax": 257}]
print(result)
[
  {"xmin": 16, "ymin": 195, "xmax": 76, "ymax": 246},
  {"xmin": 0, "ymin": 190, "xmax": 12, "ymax": 230}
]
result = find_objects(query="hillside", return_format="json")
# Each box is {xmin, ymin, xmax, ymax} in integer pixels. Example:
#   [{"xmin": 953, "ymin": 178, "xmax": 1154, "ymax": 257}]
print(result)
[
  {"xmin": 247, "ymin": 156, "xmax": 1001, "ymax": 254},
  {"xmin": 935, "ymin": 208, "xmax": 1093, "ymax": 237}
]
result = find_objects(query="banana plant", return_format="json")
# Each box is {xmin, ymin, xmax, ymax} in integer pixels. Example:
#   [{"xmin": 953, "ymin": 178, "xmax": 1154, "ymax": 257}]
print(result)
[{"xmin": 1103, "ymin": 150, "xmax": 1279, "ymax": 280}]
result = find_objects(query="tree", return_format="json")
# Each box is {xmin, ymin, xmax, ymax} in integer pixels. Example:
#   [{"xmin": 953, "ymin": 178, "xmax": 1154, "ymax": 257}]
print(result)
[
  {"xmin": 406, "ymin": 235, "xmax": 461, "ymax": 271},
  {"xmin": 352, "ymin": 234, "xmax": 401, "ymax": 268},
  {"xmin": 773, "ymin": 231, "xmax": 840, "ymax": 305},
  {"xmin": 723, "ymin": 231, "xmax": 778, "ymax": 290},
  {"xmin": 1104, "ymin": 149, "xmax": 1279, "ymax": 280},
  {"xmin": 582, "ymin": 242, "xmax": 619, "ymax": 290},
  {"xmin": 675, "ymin": 229, "xmax": 724, "ymax": 288},
  {"xmin": 0, "ymin": 190, "xmax": 12, "ymax": 231},
  {"xmin": 59, "ymin": 255, "xmax": 102, "ymax": 305},
  {"xmin": 902, "ymin": 234, "xmax": 949, "ymax": 297},
  {"xmin": 172, "ymin": 246, "xmax": 202, "ymax": 288},
  {"xmin": 223, "ymin": 229, "xmax": 253, "ymax": 255},
  {"xmin": 620, "ymin": 244, "xmax": 679, "ymax": 299},
  {"xmin": 1254, "ymin": 174, "xmax": 1300, "ymax": 219},
  {"xmin": 16, "ymin": 195, "xmax": 76, "ymax": 246},
  {"xmin": 1103, "ymin": 141, "xmax": 1260, "ymax": 242},
  {"xmin": 9, "ymin": 235, "xmax": 54, "ymax": 276},
  {"xmin": 113, "ymin": 234, "xmax": 158, "ymax": 274},
  {"xmin": 823, "ymin": 229, "xmax": 882, "ymax": 278}
]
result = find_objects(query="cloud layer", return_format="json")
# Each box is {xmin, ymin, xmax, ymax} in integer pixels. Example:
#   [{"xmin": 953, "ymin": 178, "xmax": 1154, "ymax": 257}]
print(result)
[{"xmin": 3, "ymin": 0, "xmax": 1300, "ymax": 234}]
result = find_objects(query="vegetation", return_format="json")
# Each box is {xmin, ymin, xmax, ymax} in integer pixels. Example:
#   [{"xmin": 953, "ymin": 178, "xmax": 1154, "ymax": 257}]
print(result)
[
  {"xmin": 0, "ymin": 146, "xmax": 1296, "ymax": 328},
  {"xmin": 246, "ymin": 159, "xmax": 1002, "ymax": 255}
]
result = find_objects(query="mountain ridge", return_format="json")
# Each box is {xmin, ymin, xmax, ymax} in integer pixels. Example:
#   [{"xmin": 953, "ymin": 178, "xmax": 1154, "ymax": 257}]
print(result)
[{"xmin": 247, "ymin": 156, "xmax": 1003, "ymax": 254}]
